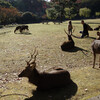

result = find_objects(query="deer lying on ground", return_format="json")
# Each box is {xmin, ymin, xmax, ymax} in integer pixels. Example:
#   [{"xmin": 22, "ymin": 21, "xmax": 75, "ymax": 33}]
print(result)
[
  {"xmin": 91, "ymin": 33, "xmax": 100, "ymax": 68},
  {"xmin": 14, "ymin": 25, "xmax": 29, "ymax": 33},
  {"xmin": 18, "ymin": 49, "xmax": 71, "ymax": 90},
  {"xmin": 61, "ymin": 29, "xmax": 75, "ymax": 51}
]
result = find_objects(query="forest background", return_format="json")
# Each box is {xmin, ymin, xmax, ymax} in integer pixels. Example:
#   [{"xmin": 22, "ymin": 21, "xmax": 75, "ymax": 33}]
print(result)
[{"xmin": 0, "ymin": 0, "xmax": 100, "ymax": 25}]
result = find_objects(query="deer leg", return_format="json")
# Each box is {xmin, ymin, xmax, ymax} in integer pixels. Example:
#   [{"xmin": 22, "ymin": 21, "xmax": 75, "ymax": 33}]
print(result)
[
  {"xmin": 20, "ymin": 29, "xmax": 22, "ymax": 33},
  {"xmin": 14, "ymin": 29, "xmax": 16, "ymax": 33},
  {"xmin": 93, "ymin": 53, "xmax": 96, "ymax": 68}
]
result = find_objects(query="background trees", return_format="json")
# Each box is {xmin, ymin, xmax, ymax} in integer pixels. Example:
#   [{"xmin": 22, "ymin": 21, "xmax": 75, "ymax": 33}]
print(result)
[
  {"xmin": 95, "ymin": 12, "xmax": 100, "ymax": 18},
  {"xmin": 9, "ymin": 0, "xmax": 46, "ymax": 16},
  {"xmin": 0, "ymin": 0, "xmax": 99, "ymax": 25},
  {"xmin": 0, "ymin": 0, "xmax": 21, "ymax": 25},
  {"xmin": 46, "ymin": 8, "xmax": 58, "ymax": 20},
  {"xmin": 21, "ymin": 11, "xmax": 38, "ymax": 23},
  {"xmin": 64, "ymin": 7, "xmax": 77, "ymax": 19},
  {"xmin": 46, "ymin": 0, "xmax": 77, "ymax": 22},
  {"xmin": 79, "ymin": 8, "xmax": 91, "ymax": 18}
]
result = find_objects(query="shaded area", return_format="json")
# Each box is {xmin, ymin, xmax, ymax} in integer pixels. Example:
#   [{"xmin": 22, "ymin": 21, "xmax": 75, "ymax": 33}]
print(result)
[
  {"xmin": 62, "ymin": 46, "xmax": 88, "ymax": 52},
  {"xmin": 25, "ymin": 80, "xmax": 78, "ymax": 100},
  {"xmin": 72, "ymin": 22, "xmax": 100, "ymax": 24},
  {"xmin": 88, "ymin": 36, "xmax": 96, "ymax": 40},
  {"xmin": 15, "ymin": 32, "xmax": 32, "ymax": 35},
  {"xmin": 72, "ymin": 34, "xmax": 96, "ymax": 40}
]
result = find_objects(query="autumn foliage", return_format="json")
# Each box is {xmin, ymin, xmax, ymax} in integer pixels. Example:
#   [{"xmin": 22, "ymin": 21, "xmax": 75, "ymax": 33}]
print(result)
[{"xmin": 0, "ymin": 7, "xmax": 21, "ymax": 25}]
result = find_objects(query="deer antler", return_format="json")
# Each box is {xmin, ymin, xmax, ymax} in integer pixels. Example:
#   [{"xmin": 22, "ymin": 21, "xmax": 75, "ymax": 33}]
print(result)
[
  {"xmin": 64, "ymin": 29, "xmax": 68, "ymax": 35},
  {"xmin": 31, "ymin": 49, "xmax": 38, "ymax": 64},
  {"xmin": 26, "ymin": 47, "xmax": 38, "ymax": 65}
]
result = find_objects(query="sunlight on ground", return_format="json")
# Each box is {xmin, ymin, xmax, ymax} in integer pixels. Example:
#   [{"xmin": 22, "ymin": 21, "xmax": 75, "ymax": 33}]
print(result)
[{"xmin": 0, "ymin": 19, "xmax": 100, "ymax": 100}]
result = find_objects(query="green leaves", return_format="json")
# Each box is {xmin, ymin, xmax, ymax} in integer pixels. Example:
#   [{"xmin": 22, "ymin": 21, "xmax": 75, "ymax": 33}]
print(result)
[
  {"xmin": 64, "ymin": 7, "xmax": 77, "ymax": 19},
  {"xmin": 46, "ymin": 8, "xmax": 58, "ymax": 19},
  {"xmin": 79, "ymin": 7, "xmax": 91, "ymax": 18}
]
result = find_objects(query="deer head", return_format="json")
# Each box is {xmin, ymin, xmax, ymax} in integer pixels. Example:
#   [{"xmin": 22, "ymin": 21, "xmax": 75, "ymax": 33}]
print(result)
[
  {"xmin": 97, "ymin": 32, "xmax": 100, "ymax": 36},
  {"xmin": 18, "ymin": 48, "xmax": 38, "ymax": 78},
  {"xmin": 64, "ymin": 28, "xmax": 75, "ymax": 40}
]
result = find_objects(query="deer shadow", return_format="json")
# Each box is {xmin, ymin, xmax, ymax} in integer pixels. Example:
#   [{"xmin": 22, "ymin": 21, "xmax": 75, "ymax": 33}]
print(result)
[
  {"xmin": 15, "ymin": 32, "xmax": 32, "ymax": 35},
  {"xmin": 24, "ymin": 80, "xmax": 78, "ymax": 100},
  {"xmin": 87, "ymin": 36, "xmax": 96, "ymax": 40},
  {"xmin": 72, "ymin": 34, "xmax": 96, "ymax": 40},
  {"xmin": 62, "ymin": 46, "xmax": 88, "ymax": 53}
]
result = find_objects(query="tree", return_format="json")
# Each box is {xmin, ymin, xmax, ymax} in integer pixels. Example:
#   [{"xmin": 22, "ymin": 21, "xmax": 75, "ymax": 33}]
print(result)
[
  {"xmin": 64, "ymin": 7, "xmax": 77, "ymax": 19},
  {"xmin": 9, "ymin": 0, "xmax": 47, "ymax": 16},
  {"xmin": 80, "ymin": 0, "xmax": 100, "ymax": 16},
  {"xmin": 49, "ymin": 0, "xmax": 77, "ymax": 22},
  {"xmin": 0, "ymin": 0, "xmax": 12, "ymax": 8},
  {"xmin": 0, "ymin": 7, "xmax": 21, "ymax": 24},
  {"xmin": 46, "ymin": 8, "xmax": 58, "ymax": 19},
  {"xmin": 21, "ymin": 11, "xmax": 38, "ymax": 23},
  {"xmin": 95, "ymin": 12, "xmax": 100, "ymax": 18},
  {"xmin": 79, "ymin": 7, "xmax": 91, "ymax": 18}
]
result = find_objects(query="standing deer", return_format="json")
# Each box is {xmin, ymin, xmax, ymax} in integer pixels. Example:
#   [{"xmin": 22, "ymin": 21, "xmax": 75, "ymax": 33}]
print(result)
[
  {"xmin": 61, "ymin": 29, "xmax": 75, "ymax": 51},
  {"xmin": 18, "ymin": 49, "xmax": 71, "ymax": 90},
  {"xmin": 14, "ymin": 25, "xmax": 29, "ymax": 33},
  {"xmin": 91, "ymin": 37, "xmax": 100, "ymax": 68}
]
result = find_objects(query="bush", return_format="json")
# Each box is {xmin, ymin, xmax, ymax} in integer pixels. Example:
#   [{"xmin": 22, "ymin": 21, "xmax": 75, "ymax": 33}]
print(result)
[
  {"xmin": 21, "ymin": 11, "xmax": 38, "ymax": 24},
  {"xmin": 79, "ymin": 7, "xmax": 91, "ymax": 18},
  {"xmin": 95, "ymin": 12, "xmax": 100, "ymax": 17},
  {"xmin": 0, "ymin": 7, "xmax": 21, "ymax": 25},
  {"xmin": 46, "ymin": 8, "xmax": 58, "ymax": 20},
  {"xmin": 0, "ymin": 25, "xmax": 3, "ymax": 28},
  {"xmin": 64, "ymin": 7, "xmax": 77, "ymax": 19}
]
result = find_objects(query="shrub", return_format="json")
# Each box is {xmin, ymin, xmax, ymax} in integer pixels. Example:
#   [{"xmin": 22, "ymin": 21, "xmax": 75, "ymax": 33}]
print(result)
[
  {"xmin": 46, "ymin": 8, "xmax": 58, "ymax": 20},
  {"xmin": 79, "ymin": 7, "xmax": 91, "ymax": 18},
  {"xmin": 64, "ymin": 7, "xmax": 77, "ymax": 19},
  {"xmin": 21, "ymin": 11, "xmax": 38, "ymax": 23},
  {"xmin": 95, "ymin": 12, "xmax": 100, "ymax": 17},
  {"xmin": 0, "ymin": 7, "xmax": 21, "ymax": 25}
]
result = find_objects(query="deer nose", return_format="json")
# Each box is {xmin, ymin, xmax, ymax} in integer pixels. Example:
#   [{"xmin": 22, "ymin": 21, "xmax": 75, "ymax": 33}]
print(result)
[{"xmin": 18, "ymin": 73, "xmax": 22, "ymax": 77}]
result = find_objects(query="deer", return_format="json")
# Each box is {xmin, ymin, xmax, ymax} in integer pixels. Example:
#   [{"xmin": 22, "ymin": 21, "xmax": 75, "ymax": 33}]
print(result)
[
  {"xmin": 91, "ymin": 34, "xmax": 100, "ymax": 68},
  {"xmin": 94, "ymin": 26, "xmax": 100, "ymax": 31},
  {"xmin": 14, "ymin": 25, "xmax": 29, "ymax": 33},
  {"xmin": 61, "ymin": 29, "xmax": 75, "ymax": 51},
  {"xmin": 96, "ymin": 32, "xmax": 100, "ymax": 40},
  {"xmin": 18, "ymin": 49, "xmax": 71, "ymax": 90}
]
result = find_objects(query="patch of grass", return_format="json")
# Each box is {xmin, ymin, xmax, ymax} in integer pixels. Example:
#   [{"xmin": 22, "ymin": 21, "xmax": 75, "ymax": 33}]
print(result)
[
  {"xmin": 71, "ymin": 67, "xmax": 100, "ymax": 100},
  {"xmin": 0, "ymin": 19, "xmax": 100, "ymax": 100}
]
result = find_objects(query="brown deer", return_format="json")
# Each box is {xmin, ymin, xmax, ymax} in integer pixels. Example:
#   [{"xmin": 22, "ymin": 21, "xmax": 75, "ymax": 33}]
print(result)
[
  {"xmin": 18, "ymin": 49, "xmax": 71, "ymax": 90},
  {"xmin": 96, "ymin": 32, "xmax": 100, "ymax": 40},
  {"xmin": 14, "ymin": 25, "xmax": 29, "ymax": 33},
  {"xmin": 94, "ymin": 26, "xmax": 100, "ymax": 31},
  {"xmin": 61, "ymin": 29, "xmax": 75, "ymax": 51},
  {"xmin": 91, "ymin": 36, "xmax": 100, "ymax": 68}
]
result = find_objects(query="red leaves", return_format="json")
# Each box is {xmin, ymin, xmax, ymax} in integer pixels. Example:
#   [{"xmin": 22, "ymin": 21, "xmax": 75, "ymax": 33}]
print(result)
[{"xmin": 0, "ymin": 7, "xmax": 21, "ymax": 24}]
